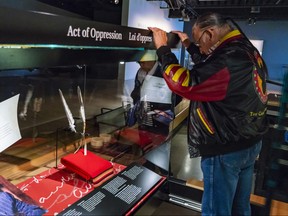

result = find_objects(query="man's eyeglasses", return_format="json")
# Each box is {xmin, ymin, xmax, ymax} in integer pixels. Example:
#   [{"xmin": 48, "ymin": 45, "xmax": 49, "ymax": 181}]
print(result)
[{"xmin": 194, "ymin": 30, "xmax": 207, "ymax": 47}]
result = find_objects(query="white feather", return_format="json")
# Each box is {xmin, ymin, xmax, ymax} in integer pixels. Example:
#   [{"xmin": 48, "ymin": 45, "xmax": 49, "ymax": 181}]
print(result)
[
  {"xmin": 77, "ymin": 86, "xmax": 86, "ymax": 133},
  {"xmin": 58, "ymin": 89, "xmax": 76, "ymax": 133},
  {"xmin": 77, "ymin": 86, "xmax": 87, "ymax": 155}
]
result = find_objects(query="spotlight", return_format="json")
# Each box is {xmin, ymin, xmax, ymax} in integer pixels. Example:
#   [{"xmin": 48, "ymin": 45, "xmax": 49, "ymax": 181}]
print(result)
[
  {"xmin": 248, "ymin": 18, "xmax": 256, "ymax": 25},
  {"xmin": 109, "ymin": 0, "xmax": 119, "ymax": 4},
  {"xmin": 181, "ymin": 9, "xmax": 190, "ymax": 22}
]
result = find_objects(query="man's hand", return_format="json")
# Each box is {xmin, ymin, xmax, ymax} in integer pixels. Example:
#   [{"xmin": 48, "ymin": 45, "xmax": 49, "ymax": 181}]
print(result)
[
  {"xmin": 171, "ymin": 30, "xmax": 189, "ymax": 42},
  {"xmin": 148, "ymin": 27, "xmax": 168, "ymax": 49},
  {"xmin": 171, "ymin": 30, "xmax": 191, "ymax": 48}
]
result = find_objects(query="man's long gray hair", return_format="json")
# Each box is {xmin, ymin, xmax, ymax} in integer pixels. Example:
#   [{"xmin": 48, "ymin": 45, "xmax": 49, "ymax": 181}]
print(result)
[{"xmin": 194, "ymin": 12, "xmax": 233, "ymax": 30}]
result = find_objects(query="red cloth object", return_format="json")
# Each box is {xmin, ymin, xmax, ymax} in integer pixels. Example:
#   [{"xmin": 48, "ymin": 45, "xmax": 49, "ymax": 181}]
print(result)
[
  {"xmin": 17, "ymin": 167, "xmax": 94, "ymax": 215},
  {"xmin": 60, "ymin": 149, "xmax": 113, "ymax": 180},
  {"xmin": 17, "ymin": 163, "xmax": 126, "ymax": 215}
]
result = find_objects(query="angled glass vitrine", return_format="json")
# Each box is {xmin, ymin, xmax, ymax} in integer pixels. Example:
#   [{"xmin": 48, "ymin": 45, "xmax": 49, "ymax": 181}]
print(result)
[{"xmin": 0, "ymin": 5, "xmax": 181, "ymax": 185}]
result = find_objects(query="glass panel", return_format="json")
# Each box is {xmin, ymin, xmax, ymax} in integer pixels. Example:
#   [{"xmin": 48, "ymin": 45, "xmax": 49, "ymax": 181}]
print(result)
[
  {"xmin": 0, "ymin": 66, "xmax": 86, "ymax": 183},
  {"xmin": 0, "ymin": 61, "xmax": 181, "ymax": 184}
]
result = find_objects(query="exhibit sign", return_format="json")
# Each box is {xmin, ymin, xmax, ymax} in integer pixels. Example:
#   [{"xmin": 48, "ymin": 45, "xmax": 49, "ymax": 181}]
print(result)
[
  {"xmin": 0, "ymin": 7, "xmax": 180, "ymax": 49},
  {"xmin": 0, "ymin": 94, "xmax": 21, "ymax": 152},
  {"xmin": 59, "ymin": 163, "xmax": 165, "ymax": 215}
]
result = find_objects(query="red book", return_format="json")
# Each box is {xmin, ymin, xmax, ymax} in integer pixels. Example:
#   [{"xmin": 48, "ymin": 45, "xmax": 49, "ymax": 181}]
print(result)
[
  {"xmin": 60, "ymin": 149, "xmax": 113, "ymax": 180},
  {"xmin": 92, "ymin": 167, "xmax": 114, "ymax": 184},
  {"xmin": 92, "ymin": 168, "xmax": 115, "ymax": 188}
]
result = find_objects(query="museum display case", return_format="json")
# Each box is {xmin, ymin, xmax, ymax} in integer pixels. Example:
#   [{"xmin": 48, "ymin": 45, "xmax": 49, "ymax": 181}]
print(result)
[
  {"xmin": 0, "ymin": 3, "xmax": 190, "ymax": 215},
  {"xmin": 0, "ymin": 1, "xmax": 180, "ymax": 167}
]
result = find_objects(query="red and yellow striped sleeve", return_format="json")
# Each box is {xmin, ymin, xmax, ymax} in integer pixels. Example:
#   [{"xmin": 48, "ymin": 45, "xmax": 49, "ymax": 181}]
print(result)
[{"xmin": 163, "ymin": 64, "xmax": 230, "ymax": 101}]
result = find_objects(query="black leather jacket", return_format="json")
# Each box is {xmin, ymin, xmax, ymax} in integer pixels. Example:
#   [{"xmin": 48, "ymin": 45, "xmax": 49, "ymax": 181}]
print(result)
[{"xmin": 157, "ymin": 30, "xmax": 269, "ymax": 157}]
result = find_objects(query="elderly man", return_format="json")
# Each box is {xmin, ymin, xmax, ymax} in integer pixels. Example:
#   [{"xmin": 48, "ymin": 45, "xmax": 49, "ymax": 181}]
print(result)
[{"xmin": 149, "ymin": 12, "xmax": 268, "ymax": 216}]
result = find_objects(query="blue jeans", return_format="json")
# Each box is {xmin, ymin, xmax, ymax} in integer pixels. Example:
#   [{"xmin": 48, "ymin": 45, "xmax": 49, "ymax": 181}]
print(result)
[{"xmin": 201, "ymin": 141, "xmax": 262, "ymax": 216}]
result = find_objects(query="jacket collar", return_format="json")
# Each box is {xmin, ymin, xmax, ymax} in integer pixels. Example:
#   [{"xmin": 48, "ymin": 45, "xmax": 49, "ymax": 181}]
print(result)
[
  {"xmin": 218, "ymin": 29, "xmax": 242, "ymax": 48},
  {"xmin": 206, "ymin": 30, "xmax": 242, "ymax": 55}
]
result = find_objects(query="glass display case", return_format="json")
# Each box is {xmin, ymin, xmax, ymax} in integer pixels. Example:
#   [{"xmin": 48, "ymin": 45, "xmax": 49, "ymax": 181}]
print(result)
[{"xmin": 0, "ymin": 4, "xmax": 182, "ymax": 185}]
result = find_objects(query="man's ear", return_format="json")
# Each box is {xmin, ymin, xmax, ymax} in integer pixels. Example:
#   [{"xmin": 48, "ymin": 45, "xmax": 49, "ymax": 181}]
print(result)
[{"xmin": 206, "ymin": 28, "xmax": 214, "ymax": 41}]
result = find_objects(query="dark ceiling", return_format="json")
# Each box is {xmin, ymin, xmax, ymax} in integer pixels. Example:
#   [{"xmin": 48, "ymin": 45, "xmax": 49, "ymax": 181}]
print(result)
[
  {"xmin": 36, "ymin": 0, "xmax": 123, "ymax": 24},
  {"xmin": 35, "ymin": 0, "xmax": 288, "ymax": 22},
  {"xmin": 161, "ymin": 0, "xmax": 288, "ymax": 21}
]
